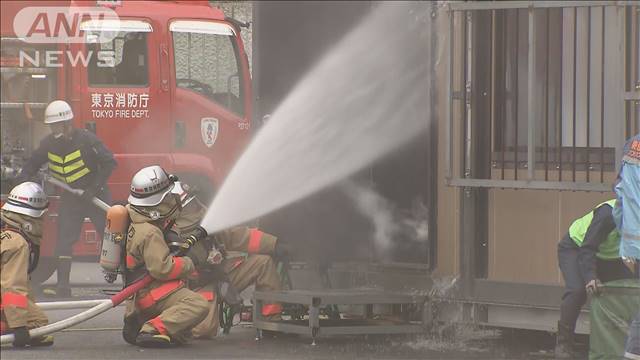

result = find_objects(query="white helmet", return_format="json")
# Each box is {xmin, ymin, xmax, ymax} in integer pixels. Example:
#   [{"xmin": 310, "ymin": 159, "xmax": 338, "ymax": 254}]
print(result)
[
  {"xmin": 128, "ymin": 165, "xmax": 175, "ymax": 207},
  {"xmin": 2, "ymin": 182, "xmax": 49, "ymax": 217},
  {"xmin": 171, "ymin": 181, "xmax": 196, "ymax": 208},
  {"xmin": 44, "ymin": 100, "xmax": 73, "ymax": 124}
]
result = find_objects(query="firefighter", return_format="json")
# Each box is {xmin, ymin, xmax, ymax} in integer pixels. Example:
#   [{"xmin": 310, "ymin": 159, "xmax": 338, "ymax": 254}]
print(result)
[
  {"xmin": 555, "ymin": 200, "xmax": 635, "ymax": 358},
  {"xmin": 18, "ymin": 100, "xmax": 117, "ymax": 297},
  {"xmin": 1, "ymin": 182, "xmax": 53, "ymax": 347},
  {"xmin": 121, "ymin": 166, "xmax": 208, "ymax": 348},
  {"xmin": 171, "ymin": 181, "xmax": 287, "ymax": 339},
  {"xmin": 613, "ymin": 133, "xmax": 640, "ymax": 360}
]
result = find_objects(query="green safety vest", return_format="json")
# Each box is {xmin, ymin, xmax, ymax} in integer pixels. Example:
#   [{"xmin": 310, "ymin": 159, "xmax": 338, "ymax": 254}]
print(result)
[
  {"xmin": 568, "ymin": 199, "xmax": 620, "ymax": 260},
  {"xmin": 47, "ymin": 149, "xmax": 91, "ymax": 184}
]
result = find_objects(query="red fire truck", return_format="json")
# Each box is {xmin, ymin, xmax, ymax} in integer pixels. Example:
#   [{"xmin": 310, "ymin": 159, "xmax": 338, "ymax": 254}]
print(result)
[{"xmin": 1, "ymin": 0, "xmax": 253, "ymax": 281}]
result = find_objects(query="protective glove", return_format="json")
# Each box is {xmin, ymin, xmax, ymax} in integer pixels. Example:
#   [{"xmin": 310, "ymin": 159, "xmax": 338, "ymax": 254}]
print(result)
[
  {"xmin": 12, "ymin": 326, "xmax": 30, "ymax": 347},
  {"xmin": 273, "ymin": 240, "xmax": 291, "ymax": 263},
  {"xmin": 185, "ymin": 249, "xmax": 201, "ymax": 268},
  {"xmin": 585, "ymin": 279, "xmax": 603, "ymax": 296},
  {"xmin": 80, "ymin": 186, "xmax": 99, "ymax": 203},
  {"xmin": 165, "ymin": 230, "xmax": 185, "ymax": 255}
]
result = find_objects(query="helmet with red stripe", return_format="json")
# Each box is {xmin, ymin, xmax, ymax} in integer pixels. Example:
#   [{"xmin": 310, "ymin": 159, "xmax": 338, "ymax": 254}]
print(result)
[
  {"xmin": 2, "ymin": 182, "xmax": 48, "ymax": 217},
  {"xmin": 128, "ymin": 165, "xmax": 175, "ymax": 207}
]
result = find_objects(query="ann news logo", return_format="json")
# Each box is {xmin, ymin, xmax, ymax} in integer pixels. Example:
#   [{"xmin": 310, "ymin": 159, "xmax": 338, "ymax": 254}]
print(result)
[{"xmin": 13, "ymin": 6, "xmax": 120, "ymax": 68}]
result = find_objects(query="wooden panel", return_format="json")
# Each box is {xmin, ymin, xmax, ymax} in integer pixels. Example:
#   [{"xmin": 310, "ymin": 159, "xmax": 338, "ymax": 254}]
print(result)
[
  {"xmin": 488, "ymin": 188, "xmax": 612, "ymax": 284},
  {"xmin": 489, "ymin": 189, "xmax": 559, "ymax": 283}
]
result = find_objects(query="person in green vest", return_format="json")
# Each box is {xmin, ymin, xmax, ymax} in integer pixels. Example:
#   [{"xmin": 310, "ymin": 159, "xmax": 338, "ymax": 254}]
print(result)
[{"xmin": 555, "ymin": 199, "xmax": 635, "ymax": 358}]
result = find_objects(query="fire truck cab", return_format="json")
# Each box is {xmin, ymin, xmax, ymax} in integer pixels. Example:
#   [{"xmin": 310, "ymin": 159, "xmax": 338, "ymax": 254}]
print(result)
[{"xmin": 1, "ymin": 0, "xmax": 252, "ymax": 280}]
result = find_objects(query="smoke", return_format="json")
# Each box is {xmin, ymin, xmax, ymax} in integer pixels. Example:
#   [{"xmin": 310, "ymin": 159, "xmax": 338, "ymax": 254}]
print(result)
[{"xmin": 342, "ymin": 180, "xmax": 428, "ymax": 261}]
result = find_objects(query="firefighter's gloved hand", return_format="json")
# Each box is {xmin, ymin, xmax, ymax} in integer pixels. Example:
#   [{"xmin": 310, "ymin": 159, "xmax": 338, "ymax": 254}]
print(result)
[
  {"xmin": 273, "ymin": 241, "xmax": 291, "ymax": 263},
  {"xmin": 185, "ymin": 250, "xmax": 201, "ymax": 268},
  {"xmin": 12, "ymin": 327, "xmax": 30, "ymax": 347},
  {"xmin": 80, "ymin": 186, "xmax": 99, "ymax": 202},
  {"xmin": 585, "ymin": 279, "xmax": 603, "ymax": 296},
  {"xmin": 165, "ymin": 230, "xmax": 186, "ymax": 255}
]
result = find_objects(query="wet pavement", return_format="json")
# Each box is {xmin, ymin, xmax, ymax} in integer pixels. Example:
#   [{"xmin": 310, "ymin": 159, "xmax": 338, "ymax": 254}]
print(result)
[{"xmin": 2, "ymin": 262, "xmax": 588, "ymax": 359}]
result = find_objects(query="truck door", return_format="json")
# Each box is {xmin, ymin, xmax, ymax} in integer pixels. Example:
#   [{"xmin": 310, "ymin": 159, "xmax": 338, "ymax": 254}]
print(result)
[
  {"xmin": 74, "ymin": 19, "xmax": 169, "ymax": 199},
  {"xmin": 169, "ymin": 20, "xmax": 251, "ymax": 192}
]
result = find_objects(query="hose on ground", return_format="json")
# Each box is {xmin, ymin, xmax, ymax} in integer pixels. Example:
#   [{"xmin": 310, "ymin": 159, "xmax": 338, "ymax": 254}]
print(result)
[{"xmin": 0, "ymin": 275, "xmax": 153, "ymax": 345}]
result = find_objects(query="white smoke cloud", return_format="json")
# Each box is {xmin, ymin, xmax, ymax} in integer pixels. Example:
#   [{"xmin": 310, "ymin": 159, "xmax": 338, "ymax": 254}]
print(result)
[{"xmin": 342, "ymin": 180, "xmax": 429, "ymax": 260}]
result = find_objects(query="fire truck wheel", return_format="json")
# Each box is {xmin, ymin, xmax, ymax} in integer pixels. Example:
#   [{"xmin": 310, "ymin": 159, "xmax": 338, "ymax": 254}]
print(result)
[
  {"xmin": 29, "ymin": 256, "xmax": 57, "ymax": 284},
  {"xmin": 175, "ymin": 174, "xmax": 215, "ymax": 204}
]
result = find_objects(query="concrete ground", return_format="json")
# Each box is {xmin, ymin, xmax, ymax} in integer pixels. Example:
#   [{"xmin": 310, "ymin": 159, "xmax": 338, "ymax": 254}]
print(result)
[{"xmin": 1, "ymin": 263, "xmax": 571, "ymax": 359}]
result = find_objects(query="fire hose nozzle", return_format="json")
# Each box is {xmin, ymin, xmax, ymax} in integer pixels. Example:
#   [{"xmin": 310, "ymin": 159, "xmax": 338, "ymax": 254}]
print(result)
[{"xmin": 185, "ymin": 226, "xmax": 208, "ymax": 248}]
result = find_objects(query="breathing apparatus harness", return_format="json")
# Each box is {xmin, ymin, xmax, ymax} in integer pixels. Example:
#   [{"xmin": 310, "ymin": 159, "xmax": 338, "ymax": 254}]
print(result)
[{"xmin": 0, "ymin": 219, "xmax": 40, "ymax": 274}]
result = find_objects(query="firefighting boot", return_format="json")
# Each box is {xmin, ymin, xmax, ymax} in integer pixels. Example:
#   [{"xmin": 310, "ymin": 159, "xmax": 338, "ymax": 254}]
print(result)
[
  {"xmin": 122, "ymin": 314, "xmax": 144, "ymax": 345},
  {"xmin": 135, "ymin": 332, "xmax": 177, "ymax": 348},
  {"xmin": 555, "ymin": 321, "xmax": 577, "ymax": 359},
  {"xmin": 54, "ymin": 256, "xmax": 72, "ymax": 298}
]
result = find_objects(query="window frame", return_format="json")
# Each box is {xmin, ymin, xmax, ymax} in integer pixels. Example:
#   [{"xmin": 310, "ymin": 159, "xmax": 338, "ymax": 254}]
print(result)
[
  {"xmin": 169, "ymin": 20, "xmax": 246, "ymax": 117},
  {"xmin": 82, "ymin": 19, "xmax": 153, "ymax": 88}
]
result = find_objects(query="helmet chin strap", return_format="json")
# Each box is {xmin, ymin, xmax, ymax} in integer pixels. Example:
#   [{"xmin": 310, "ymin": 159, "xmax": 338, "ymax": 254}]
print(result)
[{"xmin": 131, "ymin": 200, "xmax": 181, "ymax": 224}]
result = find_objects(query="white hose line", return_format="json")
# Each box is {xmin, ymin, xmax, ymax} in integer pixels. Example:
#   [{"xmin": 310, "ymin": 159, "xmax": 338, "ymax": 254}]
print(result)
[
  {"xmin": 36, "ymin": 299, "xmax": 112, "ymax": 311},
  {"xmin": 1, "ymin": 301, "xmax": 113, "ymax": 345},
  {"xmin": 1, "ymin": 275, "xmax": 153, "ymax": 345}
]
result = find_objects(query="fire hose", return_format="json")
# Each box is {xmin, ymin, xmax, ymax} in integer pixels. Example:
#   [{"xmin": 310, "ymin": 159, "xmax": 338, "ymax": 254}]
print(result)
[
  {"xmin": 0, "ymin": 175, "xmax": 130, "ymax": 345},
  {"xmin": 1, "ymin": 174, "xmax": 210, "ymax": 345},
  {"xmin": 44, "ymin": 175, "xmax": 110, "ymax": 212},
  {"xmin": 0, "ymin": 274, "xmax": 153, "ymax": 345},
  {"xmin": 36, "ymin": 299, "xmax": 113, "ymax": 311}
]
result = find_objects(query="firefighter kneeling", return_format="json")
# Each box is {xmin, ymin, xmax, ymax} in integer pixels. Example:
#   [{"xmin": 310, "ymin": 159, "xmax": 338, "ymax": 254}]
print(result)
[
  {"xmin": 171, "ymin": 182, "xmax": 287, "ymax": 339},
  {"xmin": 1, "ymin": 182, "xmax": 53, "ymax": 347},
  {"xmin": 121, "ymin": 166, "xmax": 208, "ymax": 348}
]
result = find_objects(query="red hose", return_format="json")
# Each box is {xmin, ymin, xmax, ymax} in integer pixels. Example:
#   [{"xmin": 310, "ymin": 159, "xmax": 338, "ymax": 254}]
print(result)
[{"xmin": 110, "ymin": 275, "xmax": 154, "ymax": 306}]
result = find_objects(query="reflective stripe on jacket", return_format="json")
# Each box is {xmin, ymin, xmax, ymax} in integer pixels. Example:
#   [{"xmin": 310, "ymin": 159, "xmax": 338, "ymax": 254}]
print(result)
[
  {"xmin": 20, "ymin": 128, "xmax": 116, "ymax": 189},
  {"xmin": 125, "ymin": 206, "xmax": 195, "ymax": 310},
  {"xmin": 569, "ymin": 200, "xmax": 621, "ymax": 259},
  {"xmin": 1, "ymin": 230, "xmax": 30, "ymax": 328},
  {"xmin": 48, "ymin": 149, "xmax": 91, "ymax": 183}
]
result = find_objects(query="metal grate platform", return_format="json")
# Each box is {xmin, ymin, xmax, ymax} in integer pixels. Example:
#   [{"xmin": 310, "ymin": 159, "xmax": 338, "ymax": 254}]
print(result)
[{"xmin": 253, "ymin": 289, "xmax": 427, "ymax": 343}]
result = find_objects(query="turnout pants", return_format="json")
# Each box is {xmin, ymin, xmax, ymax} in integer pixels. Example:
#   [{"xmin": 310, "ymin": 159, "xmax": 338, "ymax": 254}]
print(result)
[
  {"xmin": 1, "ymin": 232, "xmax": 48, "ymax": 332},
  {"xmin": 126, "ymin": 286, "xmax": 208, "ymax": 344},
  {"xmin": 191, "ymin": 254, "xmax": 282, "ymax": 339},
  {"xmin": 1, "ymin": 291, "xmax": 48, "ymax": 332},
  {"xmin": 557, "ymin": 234, "xmax": 634, "ymax": 332}
]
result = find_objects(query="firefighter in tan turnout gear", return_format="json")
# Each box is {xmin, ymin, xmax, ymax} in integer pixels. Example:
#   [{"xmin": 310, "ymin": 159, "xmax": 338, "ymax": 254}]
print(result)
[
  {"xmin": 171, "ymin": 181, "xmax": 286, "ymax": 339},
  {"xmin": 0, "ymin": 182, "xmax": 53, "ymax": 347},
  {"xmin": 121, "ymin": 166, "xmax": 208, "ymax": 347}
]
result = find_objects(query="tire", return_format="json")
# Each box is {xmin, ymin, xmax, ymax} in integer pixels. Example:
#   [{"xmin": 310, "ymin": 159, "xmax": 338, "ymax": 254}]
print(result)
[{"xmin": 30, "ymin": 256, "xmax": 57, "ymax": 284}]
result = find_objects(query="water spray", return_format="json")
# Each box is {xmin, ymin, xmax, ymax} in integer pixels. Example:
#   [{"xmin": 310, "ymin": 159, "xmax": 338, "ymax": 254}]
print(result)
[{"xmin": 200, "ymin": 3, "xmax": 433, "ymax": 235}]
